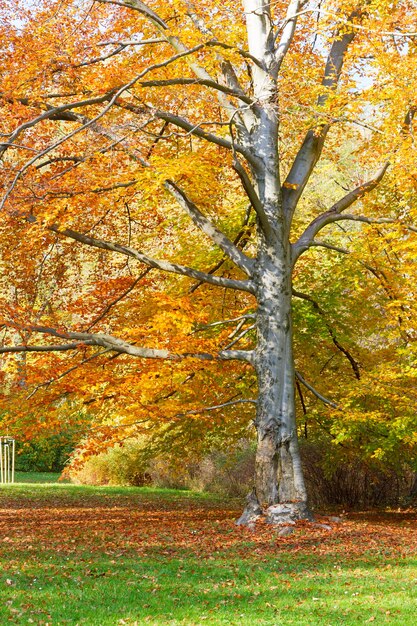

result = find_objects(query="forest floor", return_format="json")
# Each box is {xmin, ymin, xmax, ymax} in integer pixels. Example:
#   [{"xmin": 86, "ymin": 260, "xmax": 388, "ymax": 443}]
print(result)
[{"xmin": 0, "ymin": 478, "xmax": 416, "ymax": 625}]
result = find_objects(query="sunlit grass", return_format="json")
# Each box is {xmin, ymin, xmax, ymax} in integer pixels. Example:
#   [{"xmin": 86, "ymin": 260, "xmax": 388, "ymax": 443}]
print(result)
[
  {"xmin": 14, "ymin": 471, "xmax": 65, "ymax": 484},
  {"xmin": 0, "ymin": 478, "xmax": 416, "ymax": 625}
]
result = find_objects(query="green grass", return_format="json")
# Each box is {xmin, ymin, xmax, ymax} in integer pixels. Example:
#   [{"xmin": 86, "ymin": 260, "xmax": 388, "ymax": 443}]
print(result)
[
  {"xmin": 14, "ymin": 471, "xmax": 65, "ymax": 483},
  {"xmin": 2, "ymin": 549, "xmax": 416, "ymax": 625},
  {"xmin": 0, "ymin": 477, "xmax": 416, "ymax": 625}
]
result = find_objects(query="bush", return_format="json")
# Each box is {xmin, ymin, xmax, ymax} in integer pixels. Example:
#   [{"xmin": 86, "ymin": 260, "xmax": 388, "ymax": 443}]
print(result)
[
  {"xmin": 68, "ymin": 438, "xmax": 255, "ymax": 496},
  {"xmin": 15, "ymin": 435, "xmax": 75, "ymax": 473},
  {"xmin": 69, "ymin": 439, "xmax": 151, "ymax": 486},
  {"xmin": 186, "ymin": 441, "xmax": 255, "ymax": 497},
  {"xmin": 301, "ymin": 440, "xmax": 415, "ymax": 509}
]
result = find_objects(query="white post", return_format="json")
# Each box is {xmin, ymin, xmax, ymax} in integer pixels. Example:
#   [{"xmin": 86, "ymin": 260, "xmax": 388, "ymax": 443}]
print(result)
[
  {"xmin": 0, "ymin": 438, "xmax": 3, "ymax": 484},
  {"xmin": 0, "ymin": 437, "xmax": 15, "ymax": 484},
  {"xmin": 12, "ymin": 439, "xmax": 15, "ymax": 484}
]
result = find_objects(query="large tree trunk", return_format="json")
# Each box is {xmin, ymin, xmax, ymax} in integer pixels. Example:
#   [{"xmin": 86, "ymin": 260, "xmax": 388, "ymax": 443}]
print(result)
[
  {"xmin": 236, "ymin": 0, "xmax": 312, "ymax": 526},
  {"xmin": 237, "ymin": 239, "xmax": 311, "ymax": 525}
]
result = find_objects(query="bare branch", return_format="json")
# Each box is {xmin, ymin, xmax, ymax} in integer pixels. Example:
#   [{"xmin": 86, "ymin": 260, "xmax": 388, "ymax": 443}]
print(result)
[
  {"xmin": 223, "ymin": 324, "xmax": 255, "ymax": 350},
  {"xmin": 95, "ymin": 0, "xmax": 168, "ymax": 29},
  {"xmin": 165, "ymin": 180, "xmax": 254, "ymax": 276},
  {"xmin": 295, "ymin": 370, "xmax": 340, "ymax": 409},
  {"xmin": 192, "ymin": 314, "xmax": 256, "ymax": 333},
  {"xmin": 292, "ymin": 162, "xmax": 390, "ymax": 261},
  {"xmin": 1, "ymin": 323, "xmax": 254, "ymax": 362},
  {"xmin": 50, "ymin": 225, "xmax": 255, "ymax": 293}
]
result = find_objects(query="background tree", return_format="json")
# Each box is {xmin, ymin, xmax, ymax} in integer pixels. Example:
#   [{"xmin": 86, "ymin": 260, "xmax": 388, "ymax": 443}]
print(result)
[{"xmin": 0, "ymin": 0, "xmax": 416, "ymax": 523}]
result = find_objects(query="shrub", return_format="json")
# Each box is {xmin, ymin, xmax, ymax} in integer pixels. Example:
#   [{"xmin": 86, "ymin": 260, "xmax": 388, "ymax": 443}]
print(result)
[
  {"xmin": 69, "ymin": 439, "xmax": 150, "ymax": 486},
  {"xmin": 15, "ymin": 435, "xmax": 75, "ymax": 473},
  {"xmin": 300, "ymin": 440, "xmax": 415, "ymax": 509},
  {"xmin": 68, "ymin": 437, "xmax": 255, "ymax": 496}
]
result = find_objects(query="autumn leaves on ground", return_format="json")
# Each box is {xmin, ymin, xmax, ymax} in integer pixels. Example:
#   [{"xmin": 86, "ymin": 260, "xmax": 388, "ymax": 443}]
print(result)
[{"xmin": 0, "ymin": 481, "xmax": 416, "ymax": 626}]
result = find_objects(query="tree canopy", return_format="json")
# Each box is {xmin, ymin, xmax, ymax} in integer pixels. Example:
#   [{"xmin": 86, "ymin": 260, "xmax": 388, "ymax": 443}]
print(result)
[{"xmin": 0, "ymin": 0, "xmax": 416, "ymax": 521}]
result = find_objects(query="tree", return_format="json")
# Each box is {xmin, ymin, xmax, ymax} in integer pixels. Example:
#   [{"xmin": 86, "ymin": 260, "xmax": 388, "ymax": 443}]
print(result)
[{"xmin": 0, "ymin": 0, "xmax": 416, "ymax": 523}]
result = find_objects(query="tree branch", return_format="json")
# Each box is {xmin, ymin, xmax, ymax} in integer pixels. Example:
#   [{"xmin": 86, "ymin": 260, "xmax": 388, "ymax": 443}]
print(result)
[
  {"xmin": 189, "ymin": 206, "xmax": 255, "ymax": 293},
  {"xmin": 49, "ymin": 225, "xmax": 255, "ymax": 293},
  {"xmin": 74, "ymin": 44, "xmax": 127, "ymax": 68},
  {"xmin": 86, "ymin": 269, "xmax": 152, "ymax": 331},
  {"xmin": 164, "ymin": 180, "xmax": 254, "ymax": 276},
  {"xmin": 1, "ymin": 324, "xmax": 254, "ymax": 362},
  {"xmin": 178, "ymin": 399, "xmax": 257, "ymax": 416},
  {"xmin": 293, "ymin": 290, "xmax": 361, "ymax": 379},
  {"xmin": 275, "ymin": 0, "xmax": 306, "ymax": 73},
  {"xmin": 295, "ymin": 370, "xmax": 340, "ymax": 409},
  {"xmin": 232, "ymin": 159, "xmax": 272, "ymax": 236},
  {"xmin": 282, "ymin": 8, "xmax": 362, "ymax": 219},
  {"xmin": 117, "ymin": 101, "xmax": 260, "ymax": 167},
  {"xmin": 192, "ymin": 314, "xmax": 256, "ymax": 333},
  {"xmin": 1, "ymin": 45, "xmax": 211, "ymax": 210},
  {"xmin": 292, "ymin": 162, "xmax": 390, "ymax": 261},
  {"xmin": 0, "ymin": 343, "xmax": 93, "ymax": 354},
  {"xmin": 307, "ymin": 240, "xmax": 350, "ymax": 255},
  {"xmin": 136, "ymin": 78, "xmax": 253, "ymax": 105},
  {"xmin": 95, "ymin": 0, "xmax": 168, "ymax": 29}
]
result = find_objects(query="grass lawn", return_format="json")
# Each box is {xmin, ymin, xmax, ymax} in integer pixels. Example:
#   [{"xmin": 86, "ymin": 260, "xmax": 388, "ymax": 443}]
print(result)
[
  {"xmin": 0, "ymin": 479, "xmax": 416, "ymax": 625},
  {"xmin": 14, "ymin": 472, "xmax": 66, "ymax": 484}
]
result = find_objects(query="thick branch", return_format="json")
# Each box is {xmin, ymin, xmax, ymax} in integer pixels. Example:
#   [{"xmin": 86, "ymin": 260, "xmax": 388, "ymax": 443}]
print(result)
[
  {"xmin": 232, "ymin": 159, "xmax": 272, "ymax": 236},
  {"xmin": 50, "ymin": 225, "xmax": 255, "ymax": 293},
  {"xmin": 292, "ymin": 162, "xmax": 389, "ymax": 261},
  {"xmin": 189, "ymin": 206, "xmax": 255, "ymax": 293},
  {"xmin": 283, "ymin": 10, "xmax": 361, "ymax": 218},
  {"xmin": 165, "ymin": 180, "xmax": 254, "ymax": 276},
  {"xmin": 275, "ymin": 0, "xmax": 305, "ymax": 73},
  {"xmin": 1, "ymin": 324, "xmax": 254, "ymax": 363}
]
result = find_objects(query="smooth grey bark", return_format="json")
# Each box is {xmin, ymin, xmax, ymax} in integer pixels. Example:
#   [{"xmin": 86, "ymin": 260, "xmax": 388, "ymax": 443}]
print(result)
[
  {"xmin": 234, "ymin": 0, "xmax": 310, "ymax": 523},
  {"xmin": 236, "ymin": 229, "xmax": 311, "ymax": 523}
]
